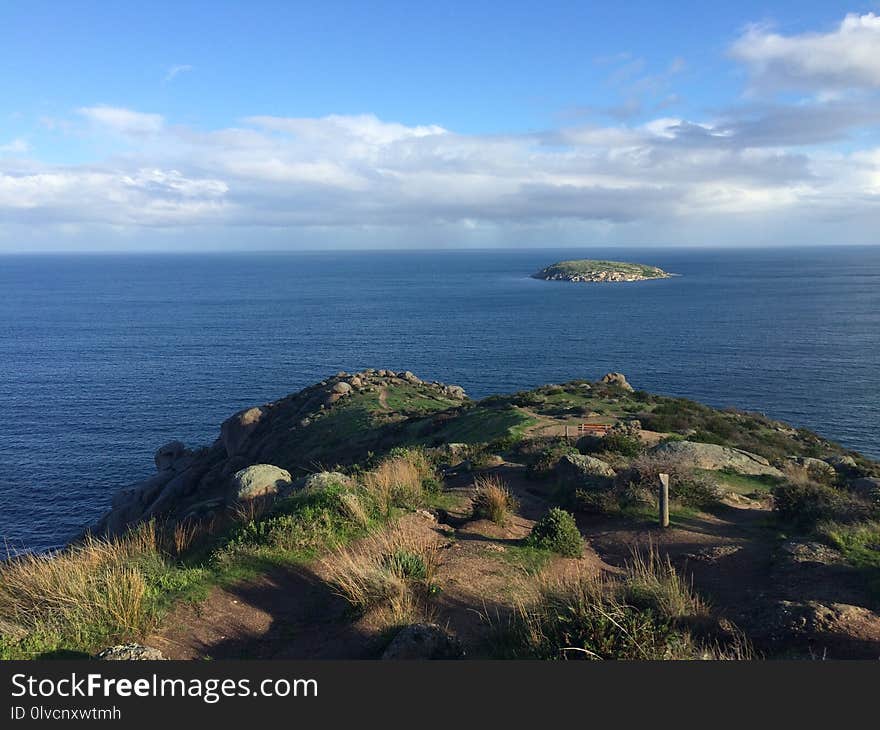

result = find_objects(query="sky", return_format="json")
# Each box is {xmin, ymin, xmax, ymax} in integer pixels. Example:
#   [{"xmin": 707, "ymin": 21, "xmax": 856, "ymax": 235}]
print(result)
[{"xmin": 1, "ymin": 1, "xmax": 880, "ymax": 251}]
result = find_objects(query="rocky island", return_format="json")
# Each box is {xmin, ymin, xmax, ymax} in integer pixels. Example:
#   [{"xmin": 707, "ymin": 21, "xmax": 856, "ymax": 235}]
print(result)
[
  {"xmin": 532, "ymin": 259, "xmax": 672, "ymax": 283},
  {"xmin": 3, "ymin": 369, "xmax": 879, "ymax": 661}
]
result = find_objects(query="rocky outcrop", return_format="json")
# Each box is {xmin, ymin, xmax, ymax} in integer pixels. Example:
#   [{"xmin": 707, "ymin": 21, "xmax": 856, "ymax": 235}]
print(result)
[
  {"xmin": 230, "ymin": 464, "xmax": 292, "ymax": 502},
  {"xmin": 650, "ymin": 440, "xmax": 784, "ymax": 477},
  {"xmin": 849, "ymin": 477, "xmax": 880, "ymax": 502},
  {"xmin": 555, "ymin": 454, "xmax": 616, "ymax": 486},
  {"xmin": 94, "ymin": 644, "xmax": 165, "ymax": 660},
  {"xmin": 381, "ymin": 623, "xmax": 463, "ymax": 660},
  {"xmin": 95, "ymin": 369, "xmax": 469, "ymax": 537},
  {"xmin": 601, "ymin": 372, "xmax": 634, "ymax": 392},
  {"xmin": 787, "ymin": 456, "xmax": 837, "ymax": 481},
  {"xmin": 221, "ymin": 406, "xmax": 268, "ymax": 457}
]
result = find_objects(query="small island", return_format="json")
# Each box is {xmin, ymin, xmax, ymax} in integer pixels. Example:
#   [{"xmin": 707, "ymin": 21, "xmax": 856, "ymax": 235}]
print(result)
[{"xmin": 532, "ymin": 259, "xmax": 672, "ymax": 283}]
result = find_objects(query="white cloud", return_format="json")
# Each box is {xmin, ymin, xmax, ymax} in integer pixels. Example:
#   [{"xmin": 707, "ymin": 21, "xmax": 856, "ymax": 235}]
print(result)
[
  {"xmin": 3, "ymin": 75, "xmax": 880, "ymax": 243},
  {"xmin": 164, "ymin": 64, "xmax": 192, "ymax": 83},
  {"xmin": 77, "ymin": 105, "xmax": 165, "ymax": 135},
  {"xmin": 731, "ymin": 13, "xmax": 880, "ymax": 91},
  {"xmin": 0, "ymin": 138, "xmax": 30, "ymax": 155}
]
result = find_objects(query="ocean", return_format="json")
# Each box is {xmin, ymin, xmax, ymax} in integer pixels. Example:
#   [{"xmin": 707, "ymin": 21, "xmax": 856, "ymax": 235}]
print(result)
[{"xmin": 1, "ymin": 246, "xmax": 878, "ymax": 552}]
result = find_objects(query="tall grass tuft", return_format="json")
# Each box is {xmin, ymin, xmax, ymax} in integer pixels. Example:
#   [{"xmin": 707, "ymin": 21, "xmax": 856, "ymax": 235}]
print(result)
[
  {"xmin": 323, "ymin": 524, "xmax": 440, "ymax": 627},
  {"xmin": 494, "ymin": 546, "xmax": 751, "ymax": 660},
  {"xmin": 471, "ymin": 474, "xmax": 518, "ymax": 525},
  {"xmin": 0, "ymin": 524, "xmax": 165, "ymax": 652},
  {"xmin": 361, "ymin": 448, "xmax": 437, "ymax": 514}
]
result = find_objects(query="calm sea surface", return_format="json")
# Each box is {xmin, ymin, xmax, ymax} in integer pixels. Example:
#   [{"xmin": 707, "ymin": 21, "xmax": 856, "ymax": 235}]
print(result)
[{"xmin": 2, "ymin": 247, "xmax": 879, "ymax": 551}]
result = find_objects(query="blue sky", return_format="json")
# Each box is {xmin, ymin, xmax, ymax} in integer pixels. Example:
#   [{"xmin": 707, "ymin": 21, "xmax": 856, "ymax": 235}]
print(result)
[{"xmin": 2, "ymin": 1, "xmax": 880, "ymax": 250}]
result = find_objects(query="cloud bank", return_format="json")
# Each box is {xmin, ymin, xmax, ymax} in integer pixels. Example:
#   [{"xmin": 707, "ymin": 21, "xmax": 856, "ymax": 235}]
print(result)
[{"xmin": 2, "ymin": 13, "xmax": 880, "ymax": 249}]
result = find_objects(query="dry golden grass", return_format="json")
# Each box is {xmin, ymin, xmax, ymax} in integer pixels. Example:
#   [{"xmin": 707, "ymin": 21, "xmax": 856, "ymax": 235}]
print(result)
[
  {"xmin": 361, "ymin": 449, "xmax": 436, "ymax": 514},
  {"xmin": 500, "ymin": 546, "xmax": 752, "ymax": 660},
  {"xmin": 0, "ymin": 522, "xmax": 162, "ymax": 640},
  {"xmin": 623, "ymin": 546, "xmax": 708, "ymax": 620},
  {"xmin": 322, "ymin": 522, "xmax": 440, "ymax": 627},
  {"xmin": 471, "ymin": 473, "xmax": 518, "ymax": 525},
  {"xmin": 781, "ymin": 462, "xmax": 814, "ymax": 486}
]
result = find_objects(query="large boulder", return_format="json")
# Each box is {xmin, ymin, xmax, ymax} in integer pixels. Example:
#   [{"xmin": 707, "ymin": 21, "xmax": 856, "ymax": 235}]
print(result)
[
  {"xmin": 229, "ymin": 464, "xmax": 292, "ymax": 502},
  {"xmin": 154, "ymin": 440, "xmax": 188, "ymax": 471},
  {"xmin": 220, "ymin": 406, "xmax": 267, "ymax": 457},
  {"xmin": 825, "ymin": 454, "xmax": 858, "ymax": 472},
  {"xmin": 555, "ymin": 453, "xmax": 616, "ymax": 486},
  {"xmin": 95, "ymin": 644, "xmax": 165, "ymax": 660},
  {"xmin": 650, "ymin": 440, "xmax": 784, "ymax": 477},
  {"xmin": 787, "ymin": 456, "xmax": 836, "ymax": 482},
  {"xmin": 381, "ymin": 623, "xmax": 463, "ymax": 660},
  {"xmin": 601, "ymin": 372, "xmax": 634, "ymax": 392}
]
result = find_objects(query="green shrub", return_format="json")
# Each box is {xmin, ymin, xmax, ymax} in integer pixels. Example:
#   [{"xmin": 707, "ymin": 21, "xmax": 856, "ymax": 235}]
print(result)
[
  {"xmin": 526, "ymin": 508, "xmax": 584, "ymax": 557},
  {"xmin": 471, "ymin": 474, "xmax": 519, "ymax": 525},
  {"xmin": 599, "ymin": 432, "xmax": 642, "ymax": 457},
  {"xmin": 523, "ymin": 438, "xmax": 578, "ymax": 479},
  {"xmin": 773, "ymin": 481, "xmax": 866, "ymax": 529},
  {"xmin": 671, "ymin": 473, "xmax": 721, "ymax": 508}
]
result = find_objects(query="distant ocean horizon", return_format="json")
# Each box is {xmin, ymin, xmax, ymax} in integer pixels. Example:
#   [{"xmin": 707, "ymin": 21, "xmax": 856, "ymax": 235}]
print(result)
[{"xmin": 2, "ymin": 245, "xmax": 879, "ymax": 552}]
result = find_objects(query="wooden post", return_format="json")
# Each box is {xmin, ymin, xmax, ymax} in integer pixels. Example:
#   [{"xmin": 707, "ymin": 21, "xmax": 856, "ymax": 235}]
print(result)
[
  {"xmin": 564, "ymin": 425, "xmax": 569, "ymax": 442},
  {"xmin": 658, "ymin": 473, "xmax": 670, "ymax": 528}
]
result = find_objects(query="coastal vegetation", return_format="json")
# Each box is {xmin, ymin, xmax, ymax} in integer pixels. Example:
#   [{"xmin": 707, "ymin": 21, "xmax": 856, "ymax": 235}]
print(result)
[{"xmin": 2, "ymin": 368, "xmax": 879, "ymax": 660}]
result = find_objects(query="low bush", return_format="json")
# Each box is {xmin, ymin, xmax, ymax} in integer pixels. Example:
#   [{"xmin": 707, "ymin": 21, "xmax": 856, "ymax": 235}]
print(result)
[
  {"xmin": 522, "ymin": 438, "xmax": 578, "ymax": 479},
  {"xmin": 471, "ymin": 474, "xmax": 519, "ymax": 525},
  {"xmin": 495, "ymin": 548, "xmax": 751, "ymax": 660},
  {"xmin": 773, "ymin": 481, "xmax": 867, "ymax": 529},
  {"xmin": 526, "ymin": 509, "xmax": 584, "ymax": 557},
  {"xmin": 599, "ymin": 432, "xmax": 643, "ymax": 457}
]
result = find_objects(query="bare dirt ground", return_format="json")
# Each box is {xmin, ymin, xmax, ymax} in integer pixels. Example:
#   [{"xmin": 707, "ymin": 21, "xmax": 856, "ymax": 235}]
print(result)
[{"xmin": 150, "ymin": 462, "xmax": 880, "ymax": 659}]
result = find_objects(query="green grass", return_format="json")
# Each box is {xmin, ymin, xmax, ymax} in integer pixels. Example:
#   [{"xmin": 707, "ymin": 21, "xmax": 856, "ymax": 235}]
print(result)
[
  {"xmin": 426, "ymin": 405, "xmax": 537, "ymax": 445},
  {"xmin": 0, "ymin": 450, "xmax": 439, "ymax": 660},
  {"xmin": 497, "ymin": 544, "xmax": 554, "ymax": 575},
  {"xmin": 699, "ymin": 469, "xmax": 781, "ymax": 495},
  {"xmin": 818, "ymin": 521, "xmax": 880, "ymax": 602}
]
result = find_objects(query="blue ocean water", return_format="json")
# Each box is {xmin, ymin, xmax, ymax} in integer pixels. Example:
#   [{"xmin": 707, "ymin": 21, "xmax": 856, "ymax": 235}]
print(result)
[{"xmin": 1, "ymin": 247, "xmax": 879, "ymax": 552}]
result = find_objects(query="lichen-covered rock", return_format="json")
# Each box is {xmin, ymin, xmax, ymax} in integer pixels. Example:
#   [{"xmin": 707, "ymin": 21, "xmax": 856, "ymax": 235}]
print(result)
[
  {"xmin": 229, "ymin": 464, "xmax": 292, "ymax": 502},
  {"xmin": 787, "ymin": 456, "xmax": 837, "ymax": 481},
  {"xmin": 381, "ymin": 623, "xmax": 463, "ymax": 660},
  {"xmin": 601, "ymin": 372, "xmax": 634, "ymax": 392},
  {"xmin": 95, "ymin": 644, "xmax": 165, "ymax": 660},
  {"xmin": 650, "ymin": 440, "xmax": 784, "ymax": 477},
  {"xmin": 555, "ymin": 453, "xmax": 616, "ymax": 485},
  {"xmin": 301, "ymin": 471, "xmax": 354, "ymax": 491}
]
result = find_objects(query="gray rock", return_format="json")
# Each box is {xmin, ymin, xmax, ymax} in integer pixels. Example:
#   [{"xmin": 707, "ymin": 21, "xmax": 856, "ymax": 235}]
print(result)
[
  {"xmin": 788, "ymin": 456, "xmax": 836, "ymax": 481},
  {"xmin": 825, "ymin": 454, "xmax": 858, "ymax": 471},
  {"xmin": 850, "ymin": 477, "xmax": 880, "ymax": 501},
  {"xmin": 220, "ymin": 406, "xmax": 267, "ymax": 457},
  {"xmin": 600, "ymin": 372, "xmax": 634, "ymax": 392},
  {"xmin": 95, "ymin": 644, "xmax": 165, "ymax": 661},
  {"xmin": 301, "ymin": 471, "xmax": 354, "ymax": 491},
  {"xmin": 445, "ymin": 385, "xmax": 467, "ymax": 400},
  {"xmin": 154, "ymin": 440, "xmax": 187, "ymax": 471},
  {"xmin": 230, "ymin": 464, "xmax": 292, "ymax": 502},
  {"xmin": 556, "ymin": 453, "xmax": 616, "ymax": 485},
  {"xmin": 332, "ymin": 381, "xmax": 352, "ymax": 395},
  {"xmin": 650, "ymin": 440, "xmax": 784, "ymax": 477},
  {"xmin": 381, "ymin": 623, "xmax": 463, "ymax": 660}
]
